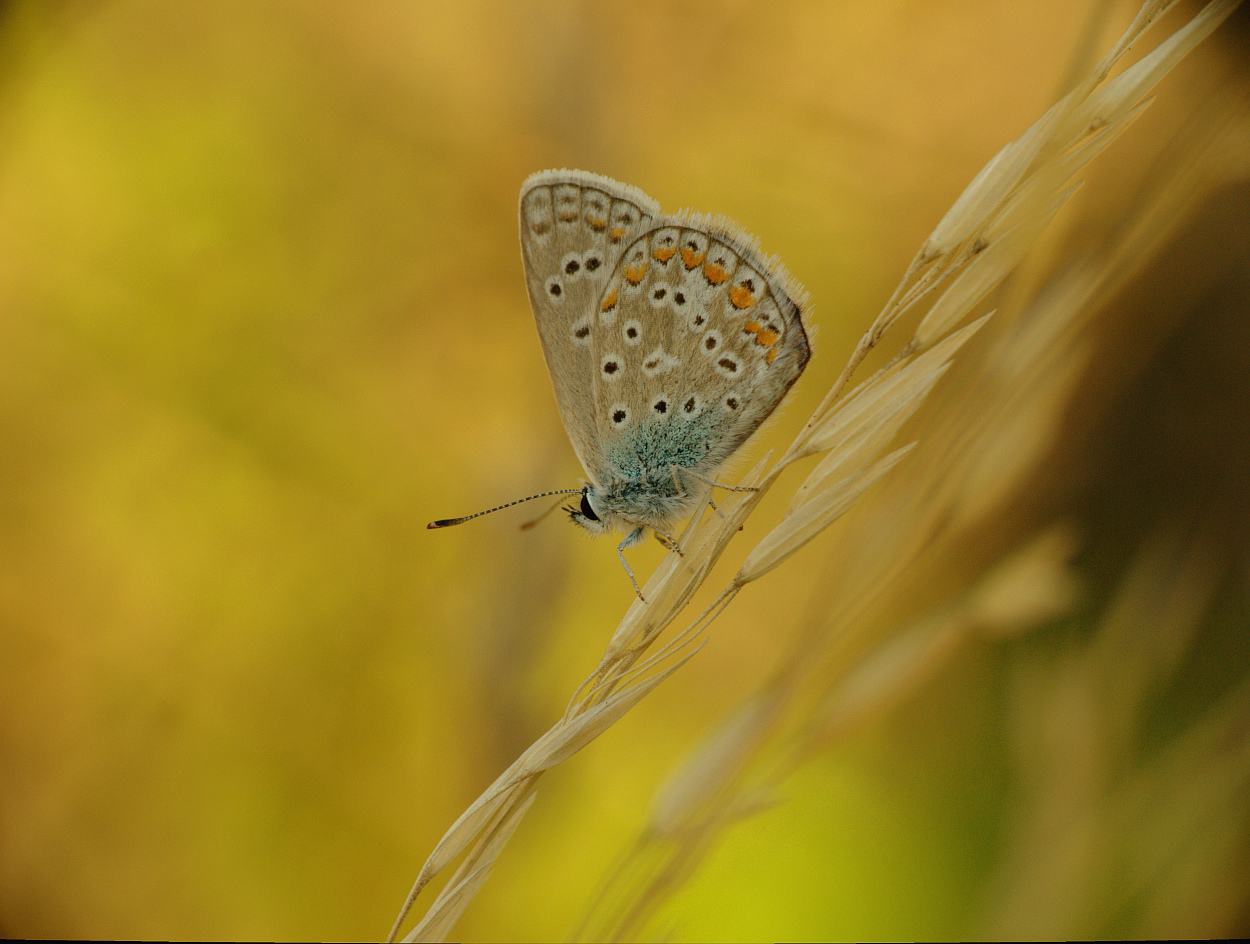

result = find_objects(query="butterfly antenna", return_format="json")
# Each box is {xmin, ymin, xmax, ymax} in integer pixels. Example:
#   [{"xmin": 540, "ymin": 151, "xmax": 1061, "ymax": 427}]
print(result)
[{"xmin": 428, "ymin": 489, "xmax": 582, "ymax": 529}]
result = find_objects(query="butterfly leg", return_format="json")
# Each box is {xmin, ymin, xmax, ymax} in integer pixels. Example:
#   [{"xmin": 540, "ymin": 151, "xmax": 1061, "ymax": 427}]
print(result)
[
  {"xmin": 671, "ymin": 465, "xmax": 743, "ymax": 520},
  {"xmin": 670, "ymin": 465, "xmax": 723, "ymax": 520},
  {"xmin": 617, "ymin": 526, "xmax": 647, "ymax": 602},
  {"xmin": 652, "ymin": 526, "xmax": 684, "ymax": 557},
  {"xmin": 678, "ymin": 465, "xmax": 762, "ymax": 494}
]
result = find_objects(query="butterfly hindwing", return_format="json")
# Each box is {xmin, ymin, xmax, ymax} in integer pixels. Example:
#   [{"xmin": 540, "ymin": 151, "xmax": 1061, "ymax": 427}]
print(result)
[{"xmin": 589, "ymin": 218, "xmax": 810, "ymax": 485}]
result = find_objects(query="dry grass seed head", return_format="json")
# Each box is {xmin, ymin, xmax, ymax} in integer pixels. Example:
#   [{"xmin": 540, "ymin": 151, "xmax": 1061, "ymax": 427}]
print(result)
[{"xmin": 392, "ymin": 3, "xmax": 1245, "ymax": 939}]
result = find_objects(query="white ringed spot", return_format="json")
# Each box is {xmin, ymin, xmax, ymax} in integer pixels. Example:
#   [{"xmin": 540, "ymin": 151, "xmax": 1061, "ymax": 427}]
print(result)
[
  {"xmin": 582, "ymin": 249, "xmax": 605, "ymax": 278},
  {"xmin": 650, "ymin": 227, "xmax": 680, "ymax": 267},
  {"xmin": 600, "ymin": 353, "xmax": 625, "ymax": 382},
  {"xmin": 714, "ymin": 352, "xmax": 742, "ymax": 378},
  {"xmin": 560, "ymin": 251, "xmax": 584, "ymax": 282},
  {"xmin": 570, "ymin": 314, "xmax": 593, "ymax": 346},
  {"xmin": 544, "ymin": 276, "xmax": 565, "ymax": 305},
  {"xmin": 699, "ymin": 329, "xmax": 724, "ymax": 356},
  {"xmin": 648, "ymin": 282, "xmax": 672, "ymax": 309},
  {"xmin": 641, "ymin": 346, "xmax": 678, "ymax": 377}
]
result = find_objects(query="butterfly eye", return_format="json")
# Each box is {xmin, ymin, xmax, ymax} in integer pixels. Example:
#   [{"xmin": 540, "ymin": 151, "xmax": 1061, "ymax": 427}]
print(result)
[{"xmin": 579, "ymin": 492, "xmax": 600, "ymax": 522}]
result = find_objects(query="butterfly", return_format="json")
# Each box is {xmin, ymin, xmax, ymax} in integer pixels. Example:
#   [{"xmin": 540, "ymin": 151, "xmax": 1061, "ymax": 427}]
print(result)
[{"xmin": 430, "ymin": 170, "xmax": 811, "ymax": 600}]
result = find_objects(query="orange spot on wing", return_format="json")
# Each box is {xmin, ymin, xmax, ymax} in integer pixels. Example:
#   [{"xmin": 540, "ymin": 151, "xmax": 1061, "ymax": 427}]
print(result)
[
  {"xmin": 559, "ymin": 212, "xmax": 577, "ymax": 222},
  {"xmin": 610, "ymin": 226, "xmax": 626, "ymax": 241},
  {"xmin": 601, "ymin": 289, "xmax": 618, "ymax": 311},
  {"xmin": 766, "ymin": 348, "xmax": 778, "ymax": 364},
  {"xmin": 743, "ymin": 321, "xmax": 762, "ymax": 335},
  {"xmin": 588, "ymin": 216, "xmax": 607, "ymax": 232},
  {"xmin": 681, "ymin": 247, "xmax": 706, "ymax": 268},
  {"xmin": 623, "ymin": 263, "xmax": 648, "ymax": 285},
  {"xmin": 703, "ymin": 262, "xmax": 729, "ymax": 285},
  {"xmin": 756, "ymin": 329, "xmax": 779, "ymax": 347},
  {"xmin": 728, "ymin": 285, "xmax": 755, "ymax": 309},
  {"xmin": 652, "ymin": 246, "xmax": 677, "ymax": 263}
]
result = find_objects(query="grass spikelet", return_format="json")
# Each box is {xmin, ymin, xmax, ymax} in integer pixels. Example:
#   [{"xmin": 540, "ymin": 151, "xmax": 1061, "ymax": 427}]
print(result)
[
  {"xmin": 792, "ymin": 314, "xmax": 991, "ymax": 505},
  {"xmin": 404, "ymin": 791, "xmax": 536, "ymax": 943},
  {"xmin": 737, "ymin": 443, "xmax": 916, "ymax": 584},
  {"xmin": 924, "ymin": 99, "xmax": 1071, "ymax": 259}
]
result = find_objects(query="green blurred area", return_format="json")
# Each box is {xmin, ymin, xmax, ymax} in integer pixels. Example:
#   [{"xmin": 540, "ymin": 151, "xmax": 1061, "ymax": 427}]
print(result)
[{"xmin": 2, "ymin": 1, "xmax": 1248, "ymax": 940}]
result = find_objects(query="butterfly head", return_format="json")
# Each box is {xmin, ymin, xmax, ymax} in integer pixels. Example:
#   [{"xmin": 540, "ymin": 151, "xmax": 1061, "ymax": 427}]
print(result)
[{"xmin": 565, "ymin": 485, "xmax": 611, "ymax": 537}]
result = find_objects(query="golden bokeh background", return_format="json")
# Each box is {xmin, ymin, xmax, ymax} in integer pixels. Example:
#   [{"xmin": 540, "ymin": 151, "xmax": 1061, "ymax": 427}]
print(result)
[{"xmin": 2, "ymin": 1, "xmax": 1248, "ymax": 940}]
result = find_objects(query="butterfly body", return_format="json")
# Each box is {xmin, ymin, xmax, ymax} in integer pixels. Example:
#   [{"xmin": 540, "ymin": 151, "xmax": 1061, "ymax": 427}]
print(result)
[{"xmin": 517, "ymin": 170, "xmax": 812, "ymax": 594}]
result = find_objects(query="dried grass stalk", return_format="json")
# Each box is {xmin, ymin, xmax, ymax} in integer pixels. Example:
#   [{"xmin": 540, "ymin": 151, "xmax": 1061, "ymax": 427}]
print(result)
[{"xmin": 389, "ymin": 2, "xmax": 1243, "ymax": 939}]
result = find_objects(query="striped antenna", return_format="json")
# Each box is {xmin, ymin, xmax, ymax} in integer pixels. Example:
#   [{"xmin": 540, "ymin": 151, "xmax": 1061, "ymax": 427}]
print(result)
[{"xmin": 427, "ymin": 489, "xmax": 582, "ymax": 529}]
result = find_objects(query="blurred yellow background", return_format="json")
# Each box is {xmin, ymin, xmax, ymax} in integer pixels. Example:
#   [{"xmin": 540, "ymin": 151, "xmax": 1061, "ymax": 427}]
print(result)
[{"xmin": 2, "ymin": 1, "xmax": 1248, "ymax": 940}]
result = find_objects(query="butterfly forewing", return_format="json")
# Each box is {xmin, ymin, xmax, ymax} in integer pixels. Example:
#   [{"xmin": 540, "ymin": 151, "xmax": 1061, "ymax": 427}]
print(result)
[{"xmin": 519, "ymin": 170, "xmax": 659, "ymax": 479}]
